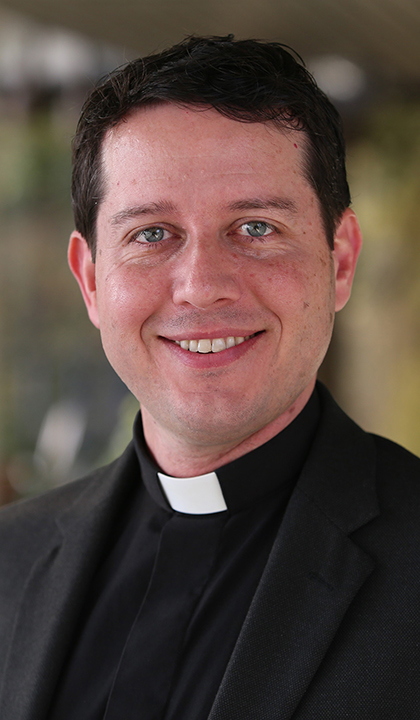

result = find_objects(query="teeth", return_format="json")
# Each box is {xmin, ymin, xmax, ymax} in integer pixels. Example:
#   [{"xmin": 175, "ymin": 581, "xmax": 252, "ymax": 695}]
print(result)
[
  {"xmin": 175, "ymin": 335, "xmax": 252, "ymax": 353},
  {"xmin": 212, "ymin": 338, "xmax": 227, "ymax": 353},
  {"xmin": 198, "ymin": 339, "xmax": 212, "ymax": 353}
]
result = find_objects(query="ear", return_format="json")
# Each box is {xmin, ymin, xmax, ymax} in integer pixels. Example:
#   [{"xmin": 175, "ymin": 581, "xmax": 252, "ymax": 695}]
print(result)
[
  {"xmin": 68, "ymin": 231, "xmax": 100, "ymax": 328},
  {"xmin": 333, "ymin": 208, "xmax": 363, "ymax": 312}
]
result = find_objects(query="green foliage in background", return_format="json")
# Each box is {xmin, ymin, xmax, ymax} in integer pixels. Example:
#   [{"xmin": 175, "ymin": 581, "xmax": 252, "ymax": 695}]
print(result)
[{"xmin": 342, "ymin": 101, "xmax": 420, "ymax": 454}]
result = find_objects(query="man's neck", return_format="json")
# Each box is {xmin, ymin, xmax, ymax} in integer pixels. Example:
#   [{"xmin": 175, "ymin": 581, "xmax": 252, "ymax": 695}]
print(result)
[{"xmin": 141, "ymin": 380, "xmax": 316, "ymax": 478}]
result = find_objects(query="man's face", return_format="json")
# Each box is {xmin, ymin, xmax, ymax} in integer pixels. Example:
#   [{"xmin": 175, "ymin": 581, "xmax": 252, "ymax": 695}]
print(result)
[{"xmin": 70, "ymin": 104, "xmax": 360, "ymax": 451}]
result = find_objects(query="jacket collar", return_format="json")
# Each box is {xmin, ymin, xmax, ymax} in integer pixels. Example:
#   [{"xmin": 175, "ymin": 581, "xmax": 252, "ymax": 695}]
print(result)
[
  {"xmin": 297, "ymin": 382, "xmax": 378, "ymax": 534},
  {"xmin": 209, "ymin": 384, "xmax": 378, "ymax": 720}
]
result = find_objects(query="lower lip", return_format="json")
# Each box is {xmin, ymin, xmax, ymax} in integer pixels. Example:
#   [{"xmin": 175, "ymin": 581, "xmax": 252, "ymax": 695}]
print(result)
[{"xmin": 160, "ymin": 333, "xmax": 262, "ymax": 369}]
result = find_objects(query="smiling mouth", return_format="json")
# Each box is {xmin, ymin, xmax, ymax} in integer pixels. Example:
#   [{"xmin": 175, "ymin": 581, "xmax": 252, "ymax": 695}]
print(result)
[{"xmin": 172, "ymin": 333, "xmax": 259, "ymax": 353}]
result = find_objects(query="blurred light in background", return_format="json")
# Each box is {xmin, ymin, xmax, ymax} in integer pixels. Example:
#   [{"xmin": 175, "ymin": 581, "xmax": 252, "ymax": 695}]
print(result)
[
  {"xmin": 33, "ymin": 400, "xmax": 86, "ymax": 484},
  {"xmin": 0, "ymin": 10, "xmax": 123, "ymax": 90},
  {"xmin": 309, "ymin": 55, "xmax": 366, "ymax": 102}
]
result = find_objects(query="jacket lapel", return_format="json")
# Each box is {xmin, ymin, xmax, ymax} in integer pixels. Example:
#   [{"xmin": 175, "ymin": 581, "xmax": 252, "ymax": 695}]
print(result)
[
  {"xmin": 0, "ymin": 444, "xmax": 139, "ymax": 720},
  {"xmin": 209, "ymin": 385, "xmax": 379, "ymax": 720}
]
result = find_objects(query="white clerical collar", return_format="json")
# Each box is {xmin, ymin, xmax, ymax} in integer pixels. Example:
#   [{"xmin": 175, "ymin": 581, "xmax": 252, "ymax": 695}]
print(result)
[{"xmin": 157, "ymin": 471, "xmax": 228, "ymax": 515}]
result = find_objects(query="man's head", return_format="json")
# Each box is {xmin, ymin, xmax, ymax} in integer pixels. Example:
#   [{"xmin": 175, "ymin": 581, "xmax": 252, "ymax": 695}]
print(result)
[
  {"xmin": 69, "ymin": 36, "xmax": 362, "ymax": 474},
  {"xmin": 72, "ymin": 35, "xmax": 350, "ymax": 260}
]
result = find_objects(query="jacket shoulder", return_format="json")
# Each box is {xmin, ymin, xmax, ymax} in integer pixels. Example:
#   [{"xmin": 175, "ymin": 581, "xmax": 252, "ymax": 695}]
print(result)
[
  {"xmin": 0, "ymin": 444, "xmax": 136, "ymax": 580},
  {"xmin": 0, "ymin": 460, "xmax": 111, "ymax": 529},
  {"xmin": 369, "ymin": 432, "xmax": 420, "ymax": 524},
  {"xmin": 372, "ymin": 432, "xmax": 420, "ymax": 474}
]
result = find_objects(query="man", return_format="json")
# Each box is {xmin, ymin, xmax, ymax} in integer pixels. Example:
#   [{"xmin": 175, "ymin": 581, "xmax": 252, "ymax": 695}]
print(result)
[{"xmin": 1, "ymin": 35, "xmax": 420, "ymax": 720}]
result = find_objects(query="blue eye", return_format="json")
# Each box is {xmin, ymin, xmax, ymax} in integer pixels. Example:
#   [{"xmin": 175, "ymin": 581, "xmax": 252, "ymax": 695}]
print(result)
[
  {"xmin": 139, "ymin": 227, "xmax": 165, "ymax": 243},
  {"xmin": 243, "ymin": 221, "xmax": 270, "ymax": 237}
]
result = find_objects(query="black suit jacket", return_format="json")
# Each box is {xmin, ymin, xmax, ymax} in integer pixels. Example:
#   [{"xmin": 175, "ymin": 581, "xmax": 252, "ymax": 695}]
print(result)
[{"xmin": 1, "ymin": 385, "xmax": 420, "ymax": 719}]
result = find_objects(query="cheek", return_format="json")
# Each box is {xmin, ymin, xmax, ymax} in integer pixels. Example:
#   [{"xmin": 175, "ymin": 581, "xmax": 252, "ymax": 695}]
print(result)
[
  {"xmin": 97, "ymin": 267, "xmax": 161, "ymax": 331},
  {"xmin": 260, "ymin": 254, "xmax": 335, "ymax": 328},
  {"xmin": 256, "ymin": 259, "xmax": 312, "ymax": 312}
]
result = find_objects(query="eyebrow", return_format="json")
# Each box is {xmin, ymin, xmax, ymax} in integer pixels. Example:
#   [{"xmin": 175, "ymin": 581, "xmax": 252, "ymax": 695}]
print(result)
[
  {"xmin": 110, "ymin": 201, "xmax": 177, "ymax": 226},
  {"xmin": 226, "ymin": 196, "xmax": 299, "ymax": 215},
  {"xmin": 110, "ymin": 195, "xmax": 298, "ymax": 227}
]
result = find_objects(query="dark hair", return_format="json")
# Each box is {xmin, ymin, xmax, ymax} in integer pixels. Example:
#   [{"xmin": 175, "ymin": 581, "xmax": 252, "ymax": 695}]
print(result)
[{"xmin": 72, "ymin": 35, "xmax": 350, "ymax": 257}]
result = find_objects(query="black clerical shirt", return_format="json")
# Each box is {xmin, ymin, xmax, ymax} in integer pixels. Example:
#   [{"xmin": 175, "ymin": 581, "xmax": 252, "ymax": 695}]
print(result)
[{"xmin": 48, "ymin": 389, "xmax": 320, "ymax": 720}]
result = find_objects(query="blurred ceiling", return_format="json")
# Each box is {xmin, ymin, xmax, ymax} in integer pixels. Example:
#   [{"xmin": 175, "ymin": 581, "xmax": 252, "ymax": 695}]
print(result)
[{"xmin": 1, "ymin": 0, "xmax": 420, "ymax": 86}]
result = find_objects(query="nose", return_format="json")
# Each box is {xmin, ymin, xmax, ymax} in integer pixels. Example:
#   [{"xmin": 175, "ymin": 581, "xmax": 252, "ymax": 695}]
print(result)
[{"xmin": 172, "ymin": 238, "xmax": 241, "ymax": 310}]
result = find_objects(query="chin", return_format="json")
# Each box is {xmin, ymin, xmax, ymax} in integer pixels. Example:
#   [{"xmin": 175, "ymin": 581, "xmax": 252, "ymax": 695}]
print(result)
[{"xmin": 161, "ymin": 394, "xmax": 280, "ymax": 448}]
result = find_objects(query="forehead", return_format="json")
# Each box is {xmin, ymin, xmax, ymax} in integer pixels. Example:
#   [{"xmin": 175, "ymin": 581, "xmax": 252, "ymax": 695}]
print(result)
[{"xmin": 99, "ymin": 104, "xmax": 314, "ymax": 212}]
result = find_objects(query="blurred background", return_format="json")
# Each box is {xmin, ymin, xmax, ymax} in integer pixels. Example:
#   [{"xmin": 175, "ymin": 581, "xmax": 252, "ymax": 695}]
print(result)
[{"xmin": 1, "ymin": 0, "xmax": 420, "ymax": 504}]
